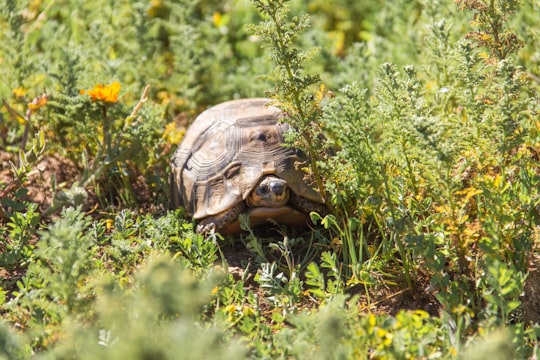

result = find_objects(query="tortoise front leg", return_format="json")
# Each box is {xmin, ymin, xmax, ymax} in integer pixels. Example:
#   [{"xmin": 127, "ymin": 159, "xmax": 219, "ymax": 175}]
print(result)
[
  {"xmin": 289, "ymin": 193, "xmax": 329, "ymax": 218},
  {"xmin": 196, "ymin": 202, "xmax": 246, "ymax": 234}
]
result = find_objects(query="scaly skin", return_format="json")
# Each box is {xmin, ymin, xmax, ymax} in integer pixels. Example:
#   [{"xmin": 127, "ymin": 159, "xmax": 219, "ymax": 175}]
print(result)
[
  {"xmin": 289, "ymin": 192, "xmax": 329, "ymax": 217},
  {"xmin": 196, "ymin": 202, "xmax": 246, "ymax": 234}
]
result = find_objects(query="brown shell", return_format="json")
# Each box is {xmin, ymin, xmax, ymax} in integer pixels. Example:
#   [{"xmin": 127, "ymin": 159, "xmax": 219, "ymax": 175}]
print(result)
[{"xmin": 170, "ymin": 98, "xmax": 322, "ymax": 220}]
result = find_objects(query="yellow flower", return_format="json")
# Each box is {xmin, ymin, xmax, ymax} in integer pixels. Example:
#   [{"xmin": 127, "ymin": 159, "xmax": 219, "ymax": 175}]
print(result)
[
  {"xmin": 213, "ymin": 12, "xmax": 222, "ymax": 27},
  {"xmin": 80, "ymin": 81, "xmax": 121, "ymax": 103},
  {"xmin": 13, "ymin": 87, "xmax": 27, "ymax": 99},
  {"xmin": 27, "ymin": 94, "xmax": 48, "ymax": 113},
  {"xmin": 105, "ymin": 218, "xmax": 114, "ymax": 230},
  {"xmin": 368, "ymin": 313, "xmax": 377, "ymax": 330},
  {"xmin": 454, "ymin": 187, "xmax": 483, "ymax": 202},
  {"xmin": 162, "ymin": 121, "xmax": 185, "ymax": 144},
  {"xmin": 242, "ymin": 306, "xmax": 256, "ymax": 317}
]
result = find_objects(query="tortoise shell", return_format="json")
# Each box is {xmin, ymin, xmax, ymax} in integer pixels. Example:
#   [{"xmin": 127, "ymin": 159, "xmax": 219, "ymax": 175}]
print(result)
[{"xmin": 170, "ymin": 98, "xmax": 323, "ymax": 221}]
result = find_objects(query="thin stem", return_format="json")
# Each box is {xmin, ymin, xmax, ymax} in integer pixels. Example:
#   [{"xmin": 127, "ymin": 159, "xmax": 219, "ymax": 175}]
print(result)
[
  {"xmin": 102, "ymin": 105, "xmax": 112, "ymax": 161},
  {"xmin": 18, "ymin": 109, "xmax": 32, "ymax": 167},
  {"xmin": 380, "ymin": 161, "xmax": 414, "ymax": 290}
]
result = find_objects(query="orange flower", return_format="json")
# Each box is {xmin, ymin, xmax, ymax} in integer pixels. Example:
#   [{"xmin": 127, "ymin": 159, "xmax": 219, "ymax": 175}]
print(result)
[
  {"xmin": 80, "ymin": 81, "xmax": 121, "ymax": 103},
  {"xmin": 28, "ymin": 94, "xmax": 48, "ymax": 113}
]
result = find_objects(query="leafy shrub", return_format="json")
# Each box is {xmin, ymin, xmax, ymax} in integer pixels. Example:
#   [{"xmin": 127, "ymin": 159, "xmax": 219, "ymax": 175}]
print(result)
[
  {"xmin": 247, "ymin": 0, "xmax": 538, "ymax": 355},
  {"xmin": 41, "ymin": 257, "xmax": 244, "ymax": 360}
]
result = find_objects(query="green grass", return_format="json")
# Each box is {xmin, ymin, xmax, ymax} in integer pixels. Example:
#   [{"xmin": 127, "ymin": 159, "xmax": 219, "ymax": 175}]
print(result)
[{"xmin": 1, "ymin": 0, "xmax": 539, "ymax": 358}]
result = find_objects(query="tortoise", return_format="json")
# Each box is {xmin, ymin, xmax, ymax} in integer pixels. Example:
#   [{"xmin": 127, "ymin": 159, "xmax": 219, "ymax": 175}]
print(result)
[{"xmin": 170, "ymin": 98, "xmax": 328, "ymax": 234}]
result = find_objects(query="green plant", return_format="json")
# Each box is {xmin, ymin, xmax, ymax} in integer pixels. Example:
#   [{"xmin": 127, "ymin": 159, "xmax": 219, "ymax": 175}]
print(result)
[
  {"xmin": 0, "ymin": 133, "xmax": 45, "ymax": 271},
  {"xmin": 304, "ymin": 251, "xmax": 345, "ymax": 299},
  {"xmin": 0, "ymin": 203, "xmax": 40, "ymax": 270},
  {"xmin": 43, "ymin": 83, "xmax": 165, "ymax": 211},
  {"xmin": 255, "ymin": 262, "xmax": 303, "ymax": 313},
  {"xmin": 4, "ymin": 207, "xmax": 97, "ymax": 349},
  {"xmin": 0, "ymin": 130, "xmax": 46, "ymax": 214},
  {"xmin": 480, "ymin": 260, "xmax": 524, "ymax": 325},
  {"xmin": 40, "ymin": 257, "xmax": 245, "ymax": 360},
  {"xmin": 0, "ymin": 320, "xmax": 30, "ymax": 360},
  {"xmin": 249, "ymin": 0, "xmax": 328, "ymax": 202},
  {"xmin": 456, "ymin": 0, "xmax": 524, "ymax": 61}
]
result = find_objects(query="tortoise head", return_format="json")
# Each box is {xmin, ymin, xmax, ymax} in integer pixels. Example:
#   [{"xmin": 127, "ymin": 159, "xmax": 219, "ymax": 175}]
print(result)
[{"xmin": 246, "ymin": 175, "xmax": 290, "ymax": 208}]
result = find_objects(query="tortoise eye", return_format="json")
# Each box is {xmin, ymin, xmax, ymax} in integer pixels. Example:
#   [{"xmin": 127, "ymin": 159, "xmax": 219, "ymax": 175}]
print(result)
[{"xmin": 260, "ymin": 184, "xmax": 269, "ymax": 193}]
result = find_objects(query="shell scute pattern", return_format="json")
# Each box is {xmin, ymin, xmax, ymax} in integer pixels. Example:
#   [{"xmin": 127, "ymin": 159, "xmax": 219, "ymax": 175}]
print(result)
[{"xmin": 171, "ymin": 98, "xmax": 323, "ymax": 228}]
